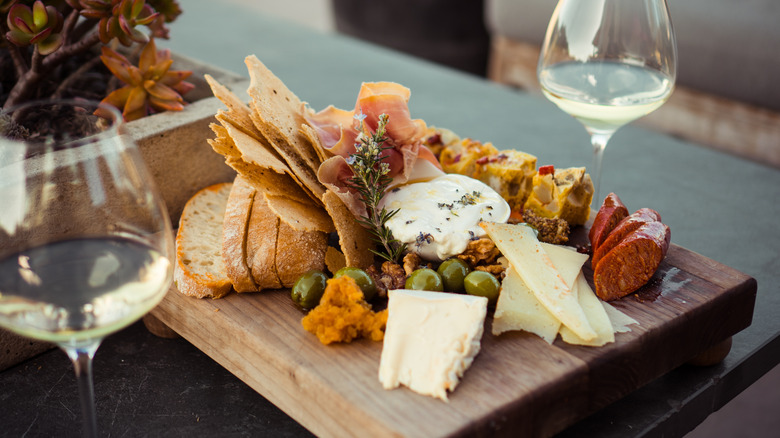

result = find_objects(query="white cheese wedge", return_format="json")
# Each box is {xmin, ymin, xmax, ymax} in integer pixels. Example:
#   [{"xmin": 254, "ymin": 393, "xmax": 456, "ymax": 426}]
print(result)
[
  {"xmin": 481, "ymin": 222, "xmax": 597, "ymax": 341},
  {"xmin": 491, "ymin": 243, "xmax": 588, "ymax": 344},
  {"xmin": 540, "ymin": 242, "xmax": 588, "ymax": 288},
  {"xmin": 379, "ymin": 289, "xmax": 488, "ymax": 401},
  {"xmin": 492, "ymin": 244, "xmax": 585, "ymax": 342},
  {"xmin": 492, "ymin": 267, "xmax": 561, "ymax": 342},
  {"xmin": 380, "ymin": 174, "xmax": 510, "ymax": 261},
  {"xmin": 559, "ymin": 273, "xmax": 616, "ymax": 346}
]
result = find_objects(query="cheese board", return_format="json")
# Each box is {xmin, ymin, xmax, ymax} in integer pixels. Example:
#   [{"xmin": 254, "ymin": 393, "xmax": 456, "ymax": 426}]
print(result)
[{"xmin": 149, "ymin": 224, "xmax": 756, "ymax": 438}]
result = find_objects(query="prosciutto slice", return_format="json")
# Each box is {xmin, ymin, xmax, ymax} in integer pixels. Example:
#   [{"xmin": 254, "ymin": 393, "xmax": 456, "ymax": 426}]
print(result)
[{"xmin": 306, "ymin": 82, "xmax": 443, "ymax": 219}]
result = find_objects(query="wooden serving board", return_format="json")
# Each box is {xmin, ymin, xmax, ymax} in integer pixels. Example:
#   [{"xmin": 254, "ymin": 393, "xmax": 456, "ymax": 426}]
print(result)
[{"xmin": 150, "ymin": 228, "xmax": 756, "ymax": 438}]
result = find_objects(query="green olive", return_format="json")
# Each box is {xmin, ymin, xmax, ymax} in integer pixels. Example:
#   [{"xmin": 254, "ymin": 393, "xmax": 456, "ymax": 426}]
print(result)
[
  {"xmin": 334, "ymin": 267, "xmax": 377, "ymax": 301},
  {"xmin": 437, "ymin": 258, "xmax": 471, "ymax": 293},
  {"xmin": 405, "ymin": 268, "xmax": 444, "ymax": 292},
  {"xmin": 291, "ymin": 269, "xmax": 328, "ymax": 310},
  {"xmin": 464, "ymin": 271, "xmax": 500, "ymax": 306}
]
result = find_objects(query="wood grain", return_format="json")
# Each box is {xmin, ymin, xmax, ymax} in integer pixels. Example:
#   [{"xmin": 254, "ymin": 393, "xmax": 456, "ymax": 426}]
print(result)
[{"xmin": 151, "ymin": 228, "xmax": 756, "ymax": 438}]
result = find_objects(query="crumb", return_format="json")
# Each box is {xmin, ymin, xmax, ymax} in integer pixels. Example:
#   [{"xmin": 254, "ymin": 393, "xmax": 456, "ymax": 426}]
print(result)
[{"xmin": 523, "ymin": 209, "xmax": 570, "ymax": 244}]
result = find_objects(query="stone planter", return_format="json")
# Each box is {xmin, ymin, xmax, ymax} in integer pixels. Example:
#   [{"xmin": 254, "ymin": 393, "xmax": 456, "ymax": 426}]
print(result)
[{"xmin": 1, "ymin": 53, "xmax": 243, "ymax": 371}]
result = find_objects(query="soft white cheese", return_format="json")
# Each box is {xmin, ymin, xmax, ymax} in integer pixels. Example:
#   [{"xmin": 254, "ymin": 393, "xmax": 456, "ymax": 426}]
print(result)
[
  {"xmin": 378, "ymin": 289, "xmax": 488, "ymax": 401},
  {"xmin": 380, "ymin": 174, "xmax": 510, "ymax": 261}
]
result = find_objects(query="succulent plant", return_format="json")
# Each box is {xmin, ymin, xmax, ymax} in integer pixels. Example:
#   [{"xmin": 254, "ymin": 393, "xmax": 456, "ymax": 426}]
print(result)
[
  {"xmin": 73, "ymin": 0, "xmax": 158, "ymax": 45},
  {"xmin": 99, "ymin": 38, "xmax": 194, "ymax": 121},
  {"xmin": 1, "ymin": 0, "xmax": 188, "ymax": 116},
  {"xmin": 1, "ymin": 0, "xmax": 18, "ymax": 14},
  {"xmin": 5, "ymin": 1, "xmax": 64, "ymax": 55}
]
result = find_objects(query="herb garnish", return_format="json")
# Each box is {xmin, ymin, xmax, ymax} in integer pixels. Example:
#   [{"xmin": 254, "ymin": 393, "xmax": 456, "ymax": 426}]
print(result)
[{"xmin": 346, "ymin": 113, "xmax": 407, "ymax": 263}]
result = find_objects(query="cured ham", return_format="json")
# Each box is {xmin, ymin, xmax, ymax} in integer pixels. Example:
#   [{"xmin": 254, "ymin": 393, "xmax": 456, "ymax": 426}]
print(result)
[{"xmin": 306, "ymin": 82, "xmax": 443, "ymax": 219}]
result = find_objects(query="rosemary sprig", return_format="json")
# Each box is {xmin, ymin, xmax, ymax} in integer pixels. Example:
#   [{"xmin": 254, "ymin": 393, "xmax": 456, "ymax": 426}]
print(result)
[{"xmin": 346, "ymin": 113, "xmax": 407, "ymax": 264}]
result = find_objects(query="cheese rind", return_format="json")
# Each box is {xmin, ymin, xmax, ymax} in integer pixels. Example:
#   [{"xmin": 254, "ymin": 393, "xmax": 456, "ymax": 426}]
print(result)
[{"xmin": 379, "ymin": 289, "xmax": 488, "ymax": 401}]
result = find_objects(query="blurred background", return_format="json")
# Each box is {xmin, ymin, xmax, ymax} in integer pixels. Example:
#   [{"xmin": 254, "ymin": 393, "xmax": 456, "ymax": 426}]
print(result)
[{"xmin": 229, "ymin": 1, "xmax": 779, "ymax": 436}]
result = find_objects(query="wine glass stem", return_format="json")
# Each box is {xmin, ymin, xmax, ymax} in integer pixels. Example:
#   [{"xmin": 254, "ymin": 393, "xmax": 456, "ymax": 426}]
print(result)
[
  {"xmin": 63, "ymin": 341, "xmax": 102, "ymax": 438},
  {"xmin": 590, "ymin": 132, "xmax": 612, "ymax": 206}
]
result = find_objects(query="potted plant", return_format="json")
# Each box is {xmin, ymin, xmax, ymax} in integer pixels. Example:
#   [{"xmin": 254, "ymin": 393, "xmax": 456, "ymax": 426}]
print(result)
[{"xmin": 1, "ymin": 0, "xmax": 243, "ymax": 370}]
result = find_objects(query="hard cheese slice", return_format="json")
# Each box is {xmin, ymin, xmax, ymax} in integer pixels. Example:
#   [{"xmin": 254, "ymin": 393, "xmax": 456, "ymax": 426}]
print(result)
[
  {"xmin": 492, "ymin": 243, "xmax": 587, "ymax": 343},
  {"xmin": 493, "ymin": 268, "xmax": 560, "ymax": 342},
  {"xmin": 559, "ymin": 273, "xmax": 616, "ymax": 346},
  {"xmin": 379, "ymin": 289, "xmax": 488, "ymax": 401},
  {"xmin": 481, "ymin": 222, "xmax": 597, "ymax": 341}
]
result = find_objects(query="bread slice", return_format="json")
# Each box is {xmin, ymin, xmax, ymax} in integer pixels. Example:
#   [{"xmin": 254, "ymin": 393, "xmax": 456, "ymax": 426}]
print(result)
[
  {"xmin": 222, "ymin": 177, "xmax": 258, "ymax": 292},
  {"xmin": 246, "ymin": 194, "xmax": 283, "ymax": 290},
  {"xmin": 174, "ymin": 182, "xmax": 234, "ymax": 299},
  {"xmin": 275, "ymin": 221, "xmax": 328, "ymax": 288}
]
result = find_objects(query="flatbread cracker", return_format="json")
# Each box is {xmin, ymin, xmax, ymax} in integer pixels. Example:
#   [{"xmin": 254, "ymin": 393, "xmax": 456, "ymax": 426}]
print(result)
[
  {"xmin": 205, "ymin": 74, "xmax": 263, "ymax": 141},
  {"xmin": 225, "ymin": 156, "xmax": 315, "ymax": 205},
  {"xmin": 325, "ymin": 246, "xmax": 347, "ymax": 274},
  {"xmin": 244, "ymin": 55, "xmax": 321, "ymax": 170},
  {"xmin": 249, "ymin": 98, "xmax": 326, "ymax": 203},
  {"xmin": 244, "ymin": 56, "xmax": 325, "ymax": 201},
  {"xmin": 220, "ymin": 114, "xmax": 288, "ymax": 174},
  {"xmin": 322, "ymin": 190, "xmax": 374, "ymax": 269},
  {"xmin": 264, "ymin": 193, "xmax": 335, "ymax": 233}
]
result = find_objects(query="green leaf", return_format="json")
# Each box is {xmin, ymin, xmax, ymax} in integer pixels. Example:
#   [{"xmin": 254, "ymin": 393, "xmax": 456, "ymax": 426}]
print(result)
[{"xmin": 32, "ymin": 1, "xmax": 47, "ymax": 29}]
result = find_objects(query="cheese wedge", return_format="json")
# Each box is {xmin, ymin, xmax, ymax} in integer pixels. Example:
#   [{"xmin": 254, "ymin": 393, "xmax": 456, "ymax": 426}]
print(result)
[
  {"xmin": 559, "ymin": 273, "xmax": 616, "ymax": 346},
  {"xmin": 379, "ymin": 289, "xmax": 488, "ymax": 401},
  {"xmin": 493, "ymin": 268, "xmax": 561, "ymax": 342},
  {"xmin": 493, "ymin": 243, "xmax": 586, "ymax": 343},
  {"xmin": 481, "ymin": 222, "xmax": 597, "ymax": 341}
]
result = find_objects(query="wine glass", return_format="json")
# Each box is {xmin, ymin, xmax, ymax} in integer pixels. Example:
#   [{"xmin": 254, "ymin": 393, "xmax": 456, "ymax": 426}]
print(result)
[
  {"xmin": 537, "ymin": 0, "xmax": 677, "ymax": 204},
  {"xmin": 0, "ymin": 99, "xmax": 174, "ymax": 437}
]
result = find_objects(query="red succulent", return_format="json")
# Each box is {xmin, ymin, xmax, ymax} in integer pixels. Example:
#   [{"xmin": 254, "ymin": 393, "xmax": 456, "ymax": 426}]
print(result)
[
  {"xmin": 99, "ymin": 38, "xmax": 194, "ymax": 121},
  {"xmin": 77, "ymin": 0, "xmax": 159, "ymax": 46},
  {"xmin": 5, "ymin": 0, "xmax": 64, "ymax": 55}
]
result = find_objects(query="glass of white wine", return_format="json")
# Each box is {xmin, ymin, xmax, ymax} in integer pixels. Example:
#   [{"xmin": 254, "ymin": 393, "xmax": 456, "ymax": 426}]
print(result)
[
  {"xmin": 0, "ymin": 99, "xmax": 174, "ymax": 437},
  {"xmin": 538, "ymin": 0, "xmax": 677, "ymax": 204}
]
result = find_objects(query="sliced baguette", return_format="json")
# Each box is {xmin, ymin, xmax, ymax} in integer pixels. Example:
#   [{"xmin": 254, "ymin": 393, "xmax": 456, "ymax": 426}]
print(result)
[
  {"xmin": 276, "ymin": 221, "xmax": 328, "ymax": 288},
  {"xmin": 174, "ymin": 182, "xmax": 233, "ymax": 299},
  {"xmin": 222, "ymin": 177, "xmax": 258, "ymax": 292},
  {"xmin": 246, "ymin": 194, "xmax": 283, "ymax": 290}
]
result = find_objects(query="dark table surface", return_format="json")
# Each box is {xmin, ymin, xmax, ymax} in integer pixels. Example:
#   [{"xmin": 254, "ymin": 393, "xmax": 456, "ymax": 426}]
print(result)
[{"xmin": 3, "ymin": 1, "xmax": 780, "ymax": 437}]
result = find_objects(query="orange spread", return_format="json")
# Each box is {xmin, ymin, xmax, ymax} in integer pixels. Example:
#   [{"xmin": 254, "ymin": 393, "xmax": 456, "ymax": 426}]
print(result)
[{"xmin": 302, "ymin": 276, "xmax": 387, "ymax": 345}]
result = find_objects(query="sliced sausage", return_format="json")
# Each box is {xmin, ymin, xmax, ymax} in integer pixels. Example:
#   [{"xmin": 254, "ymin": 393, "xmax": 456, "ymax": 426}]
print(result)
[
  {"xmin": 593, "ymin": 221, "xmax": 671, "ymax": 301},
  {"xmin": 591, "ymin": 208, "xmax": 661, "ymax": 269},
  {"xmin": 588, "ymin": 193, "xmax": 629, "ymax": 253}
]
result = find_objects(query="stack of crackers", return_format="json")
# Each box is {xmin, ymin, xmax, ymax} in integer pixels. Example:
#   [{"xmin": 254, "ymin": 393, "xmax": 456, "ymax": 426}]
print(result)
[{"xmin": 206, "ymin": 55, "xmax": 374, "ymax": 270}]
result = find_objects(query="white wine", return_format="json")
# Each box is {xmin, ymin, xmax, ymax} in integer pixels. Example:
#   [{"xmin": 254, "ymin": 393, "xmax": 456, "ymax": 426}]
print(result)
[
  {"xmin": 0, "ymin": 237, "xmax": 171, "ymax": 345},
  {"xmin": 539, "ymin": 61, "xmax": 673, "ymax": 133}
]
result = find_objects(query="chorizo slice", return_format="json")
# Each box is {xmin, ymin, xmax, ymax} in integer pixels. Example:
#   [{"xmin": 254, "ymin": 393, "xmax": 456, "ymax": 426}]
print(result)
[
  {"xmin": 591, "ymin": 208, "xmax": 662, "ymax": 269},
  {"xmin": 588, "ymin": 192, "xmax": 629, "ymax": 253},
  {"xmin": 593, "ymin": 221, "xmax": 671, "ymax": 301}
]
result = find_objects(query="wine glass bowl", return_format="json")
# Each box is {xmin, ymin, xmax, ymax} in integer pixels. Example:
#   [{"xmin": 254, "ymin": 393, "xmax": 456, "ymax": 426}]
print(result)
[
  {"xmin": 538, "ymin": 0, "xmax": 677, "ymax": 203},
  {"xmin": 0, "ymin": 99, "xmax": 174, "ymax": 436}
]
